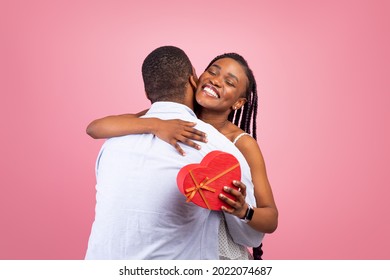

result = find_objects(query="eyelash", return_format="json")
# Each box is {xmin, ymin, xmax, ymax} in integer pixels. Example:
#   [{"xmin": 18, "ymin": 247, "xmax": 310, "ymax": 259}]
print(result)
[
  {"xmin": 208, "ymin": 70, "xmax": 216, "ymax": 75},
  {"xmin": 226, "ymin": 80, "xmax": 235, "ymax": 87}
]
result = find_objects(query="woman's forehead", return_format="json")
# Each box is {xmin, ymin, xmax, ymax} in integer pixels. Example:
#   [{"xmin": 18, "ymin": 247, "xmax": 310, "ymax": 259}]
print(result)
[
  {"xmin": 211, "ymin": 58, "xmax": 245, "ymax": 74},
  {"xmin": 210, "ymin": 58, "xmax": 248, "ymax": 85}
]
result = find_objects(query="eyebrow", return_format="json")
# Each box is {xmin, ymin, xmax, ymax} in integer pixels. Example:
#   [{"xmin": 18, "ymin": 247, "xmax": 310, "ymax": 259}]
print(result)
[{"xmin": 210, "ymin": 64, "xmax": 239, "ymax": 82}]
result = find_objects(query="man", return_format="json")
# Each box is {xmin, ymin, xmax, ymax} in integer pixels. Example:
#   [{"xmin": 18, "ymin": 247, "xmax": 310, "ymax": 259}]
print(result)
[{"xmin": 85, "ymin": 46, "xmax": 262, "ymax": 259}]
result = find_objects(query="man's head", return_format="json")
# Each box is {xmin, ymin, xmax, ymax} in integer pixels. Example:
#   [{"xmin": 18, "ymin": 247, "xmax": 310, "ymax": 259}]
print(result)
[{"xmin": 142, "ymin": 46, "xmax": 196, "ymax": 105}]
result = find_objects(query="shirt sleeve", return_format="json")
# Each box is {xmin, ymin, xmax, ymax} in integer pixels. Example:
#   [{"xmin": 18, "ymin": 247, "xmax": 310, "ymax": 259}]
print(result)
[
  {"xmin": 224, "ymin": 213, "xmax": 264, "ymax": 247},
  {"xmin": 223, "ymin": 162, "xmax": 264, "ymax": 247}
]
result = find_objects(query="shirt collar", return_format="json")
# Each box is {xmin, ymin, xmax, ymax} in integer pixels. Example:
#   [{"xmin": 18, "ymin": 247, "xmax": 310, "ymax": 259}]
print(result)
[{"xmin": 147, "ymin": 102, "xmax": 197, "ymax": 118}]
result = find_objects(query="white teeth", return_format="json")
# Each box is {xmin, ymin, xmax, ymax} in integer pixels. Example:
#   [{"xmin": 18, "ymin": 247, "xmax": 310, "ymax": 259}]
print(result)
[{"xmin": 204, "ymin": 87, "xmax": 219, "ymax": 98}]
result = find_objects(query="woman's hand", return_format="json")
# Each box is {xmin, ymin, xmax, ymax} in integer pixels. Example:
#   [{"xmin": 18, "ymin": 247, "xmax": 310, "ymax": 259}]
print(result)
[
  {"xmin": 219, "ymin": 180, "xmax": 248, "ymax": 219},
  {"xmin": 153, "ymin": 119, "xmax": 207, "ymax": 156}
]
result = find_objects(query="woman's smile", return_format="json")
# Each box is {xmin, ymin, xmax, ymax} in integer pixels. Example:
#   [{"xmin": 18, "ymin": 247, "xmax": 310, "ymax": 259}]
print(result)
[{"xmin": 202, "ymin": 84, "xmax": 220, "ymax": 98}]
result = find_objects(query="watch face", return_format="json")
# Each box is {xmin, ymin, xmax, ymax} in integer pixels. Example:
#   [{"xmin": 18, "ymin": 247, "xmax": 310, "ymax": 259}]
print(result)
[
  {"xmin": 246, "ymin": 206, "xmax": 254, "ymax": 221},
  {"xmin": 241, "ymin": 205, "xmax": 254, "ymax": 223}
]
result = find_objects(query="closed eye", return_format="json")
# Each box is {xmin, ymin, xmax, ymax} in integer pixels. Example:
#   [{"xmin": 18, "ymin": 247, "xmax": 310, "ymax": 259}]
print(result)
[
  {"xmin": 207, "ymin": 69, "xmax": 216, "ymax": 76},
  {"xmin": 225, "ymin": 80, "xmax": 235, "ymax": 87}
]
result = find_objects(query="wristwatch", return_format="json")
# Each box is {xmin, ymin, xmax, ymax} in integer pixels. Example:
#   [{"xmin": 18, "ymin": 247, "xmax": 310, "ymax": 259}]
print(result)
[{"xmin": 241, "ymin": 204, "xmax": 254, "ymax": 223}]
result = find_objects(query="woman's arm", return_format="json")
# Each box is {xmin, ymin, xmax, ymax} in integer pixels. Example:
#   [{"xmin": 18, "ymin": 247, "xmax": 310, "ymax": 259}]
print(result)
[
  {"xmin": 86, "ymin": 110, "xmax": 149, "ymax": 139},
  {"xmin": 233, "ymin": 136, "xmax": 278, "ymax": 233},
  {"xmin": 86, "ymin": 111, "xmax": 208, "ymax": 155}
]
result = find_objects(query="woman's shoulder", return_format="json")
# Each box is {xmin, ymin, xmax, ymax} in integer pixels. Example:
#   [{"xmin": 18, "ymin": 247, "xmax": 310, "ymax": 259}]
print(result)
[
  {"xmin": 229, "ymin": 124, "xmax": 255, "ymax": 146},
  {"xmin": 231, "ymin": 130, "xmax": 261, "ymax": 156},
  {"xmin": 232, "ymin": 132, "xmax": 251, "ymax": 145},
  {"xmin": 225, "ymin": 123, "xmax": 246, "ymax": 142},
  {"xmin": 225, "ymin": 123, "xmax": 259, "ymax": 149},
  {"xmin": 225, "ymin": 124, "xmax": 264, "ymax": 166}
]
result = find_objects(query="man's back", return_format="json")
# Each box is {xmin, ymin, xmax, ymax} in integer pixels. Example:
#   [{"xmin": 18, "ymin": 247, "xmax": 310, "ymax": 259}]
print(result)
[{"xmin": 85, "ymin": 102, "xmax": 261, "ymax": 259}]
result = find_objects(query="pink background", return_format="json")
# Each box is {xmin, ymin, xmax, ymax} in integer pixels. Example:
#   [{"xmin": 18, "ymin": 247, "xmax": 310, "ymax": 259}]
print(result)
[{"xmin": 1, "ymin": 0, "xmax": 389, "ymax": 259}]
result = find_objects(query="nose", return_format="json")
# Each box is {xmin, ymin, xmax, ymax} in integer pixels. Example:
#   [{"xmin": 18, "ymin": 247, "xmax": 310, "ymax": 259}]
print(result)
[{"xmin": 210, "ymin": 76, "xmax": 222, "ymax": 87}]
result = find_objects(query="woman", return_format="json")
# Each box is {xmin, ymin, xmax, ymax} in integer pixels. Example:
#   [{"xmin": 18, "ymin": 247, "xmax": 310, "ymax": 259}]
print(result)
[{"xmin": 87, "ymin": 53, "xmax": 278, "ymax": 259}]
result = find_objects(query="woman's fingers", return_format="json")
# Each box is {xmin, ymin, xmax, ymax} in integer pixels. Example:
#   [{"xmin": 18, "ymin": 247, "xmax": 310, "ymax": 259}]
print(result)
[
  {"xmin": 171, "ymin": 140, "xmax": 186, "ymax": 156},
  {"xmin": 185, "ymin": 126, "xmax": 207, "ymax": 138},
  {"xmin": 233, "ymin": 180, "xmax": 246, "ymax": 197},
  {"xmin": 219, "ymin": 180, "xmax": 248, "ymax": 218},
  {"xmin": 176, "ymin": 120, "xmax": 207, "ymax": 141},
  {"xmin": 162, "ymin": 120, "xmax": 207, "ymax": 155},
  {"xmin": 180, "ymin": 138, "xmax": 201, "ymax": 150},
  {"xmin": 183, "ymin": 128, "xmax": 207, "ymax": 143}
]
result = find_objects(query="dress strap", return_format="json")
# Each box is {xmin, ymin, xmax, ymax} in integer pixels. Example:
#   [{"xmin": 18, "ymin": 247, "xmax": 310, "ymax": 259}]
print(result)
[{"xmin": 232, "ymin": 133, "xmax": 250, "ymax": 145}]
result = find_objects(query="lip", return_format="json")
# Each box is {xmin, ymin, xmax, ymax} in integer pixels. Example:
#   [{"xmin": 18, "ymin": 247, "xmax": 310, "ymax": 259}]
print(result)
[{"xmin": 201, "ymin": 84, "xmax": 220, "ymax": 98}]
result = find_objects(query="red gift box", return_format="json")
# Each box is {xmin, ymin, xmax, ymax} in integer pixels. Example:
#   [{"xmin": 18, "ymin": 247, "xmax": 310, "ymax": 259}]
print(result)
[{"xmin": 177, "ymin": 150, "xmax": 241, "ymax": 210}]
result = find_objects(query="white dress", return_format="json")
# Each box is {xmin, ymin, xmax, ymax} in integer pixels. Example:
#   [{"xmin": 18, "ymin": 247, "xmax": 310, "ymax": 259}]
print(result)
[{"xmin": 218, "ymin": 214, "xmax": 253, "ymax": 259}]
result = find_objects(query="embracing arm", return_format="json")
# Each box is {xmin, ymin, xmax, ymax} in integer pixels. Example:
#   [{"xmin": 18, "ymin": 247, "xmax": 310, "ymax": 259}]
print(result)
[
  {"xmin": 86, "ymin": 110, "xmax": 149, "ymax": 139},
  {"xmin": 236, "ymin": 136, "xmax": 279, "ymax": 233},
  {"xmin": 86, "ymin": 110, "xmax": 207, "ymax": 155}
]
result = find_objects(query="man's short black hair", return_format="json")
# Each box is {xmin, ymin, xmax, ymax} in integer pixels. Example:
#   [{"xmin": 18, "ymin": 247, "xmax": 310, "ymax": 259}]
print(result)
[{"xmin": 142, "ymin": 46, "xmax": 193, "ymax": 103}]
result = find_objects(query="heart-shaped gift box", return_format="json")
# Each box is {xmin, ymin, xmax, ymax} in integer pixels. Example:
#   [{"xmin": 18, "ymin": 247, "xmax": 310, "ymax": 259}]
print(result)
[{"xmin": 177, "ymin": 150, "xmax": 241, "ymax": 210}]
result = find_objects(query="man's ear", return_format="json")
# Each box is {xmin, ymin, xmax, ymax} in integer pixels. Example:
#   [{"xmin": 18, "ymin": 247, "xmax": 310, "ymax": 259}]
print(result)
[
  {"xmin": 192, "ymin": 66, "xmax": 198, "ymax": 81},
  {"xmin": 189, "ymin": 75, "xmax": 198, "ymax": 89},
  {"xmin": 189, "ymin": 68, "xmax": 198, "ymax": 90},
  {"xmin": 232, "ymin": 98, "xmax": 247, "ymax": 110},
  {"xmin": 192, "ymin": 66, "xmax": 199, "ymax": 85}
]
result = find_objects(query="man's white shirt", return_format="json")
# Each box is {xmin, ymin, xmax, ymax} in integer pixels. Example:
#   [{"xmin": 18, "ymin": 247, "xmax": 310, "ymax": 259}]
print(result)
[{"xmin": 85, "ymin": 102, "xmax": 263, "ymax": 259}]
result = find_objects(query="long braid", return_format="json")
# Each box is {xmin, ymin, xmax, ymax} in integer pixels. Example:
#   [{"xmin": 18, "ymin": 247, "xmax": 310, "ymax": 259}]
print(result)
[{"xmin": 205, "ymin": 53, "xmax": 258, "ymax": 140}]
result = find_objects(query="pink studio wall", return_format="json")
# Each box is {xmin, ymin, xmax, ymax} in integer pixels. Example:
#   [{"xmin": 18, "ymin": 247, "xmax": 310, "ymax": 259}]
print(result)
[{"xmin": 0, "ymin": 0, "xmax": 389, "ymax": 259}]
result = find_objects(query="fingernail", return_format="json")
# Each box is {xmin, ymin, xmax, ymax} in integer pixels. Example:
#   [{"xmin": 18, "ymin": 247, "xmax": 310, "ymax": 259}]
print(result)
[{"xmin": 224, "ymin": 186, "xmax": 229, "ymax": 191}]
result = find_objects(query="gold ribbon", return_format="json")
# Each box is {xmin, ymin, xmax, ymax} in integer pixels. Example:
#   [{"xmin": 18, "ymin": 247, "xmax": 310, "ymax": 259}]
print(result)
[{"xmin": 185, "ymin": 163, "xmax": 240, "ymax": 210}]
